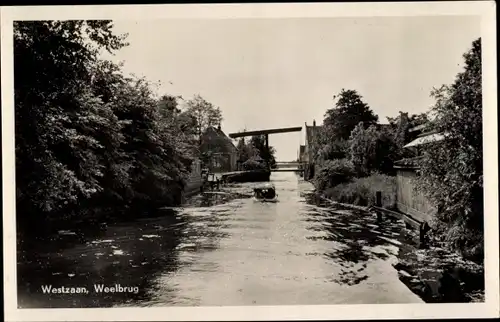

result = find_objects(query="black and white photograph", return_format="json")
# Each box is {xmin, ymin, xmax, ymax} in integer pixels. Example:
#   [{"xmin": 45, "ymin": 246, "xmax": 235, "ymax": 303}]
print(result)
[{"xmin": 2, "ymin": 2, "xmax": 498, "ymax": 321}]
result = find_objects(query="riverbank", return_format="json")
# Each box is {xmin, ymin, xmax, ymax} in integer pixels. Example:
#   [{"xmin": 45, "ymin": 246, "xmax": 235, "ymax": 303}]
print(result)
[
  {"xmin": 18, "ymin": 171, "xmax": 430, "ymax": 307},
  {"xmin": 319, "ymin": 192, "xmax": 485, "ymax": 303},
  {"xmin": 221, "ymin": 170, "xmax": 271, "ymax": 183},
  {"xmin": 393, "ymin": 226, "xmax": 485, "ymax": 303}
]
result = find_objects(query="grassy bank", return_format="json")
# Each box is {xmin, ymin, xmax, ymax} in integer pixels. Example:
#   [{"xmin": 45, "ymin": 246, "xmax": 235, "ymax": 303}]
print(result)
[
  {"xmin": 322, "ymin": 173, "xmax": 397, "ymax": 209},
  {"xmin": 316, "ymin": 172, "xmax": 484, "ymax": 303}
]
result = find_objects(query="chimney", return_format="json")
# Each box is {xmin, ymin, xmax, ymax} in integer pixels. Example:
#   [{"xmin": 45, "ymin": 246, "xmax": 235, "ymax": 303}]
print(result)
[{"xmin": 313, "ymin": 120, "xmax": 316, "ymax": 127}]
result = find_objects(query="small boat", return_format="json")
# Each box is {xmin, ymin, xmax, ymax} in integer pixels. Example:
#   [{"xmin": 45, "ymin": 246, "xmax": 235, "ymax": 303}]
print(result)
[{"xmin": 253, "ymin": 183, "xmax": 278, "ymax": 202}]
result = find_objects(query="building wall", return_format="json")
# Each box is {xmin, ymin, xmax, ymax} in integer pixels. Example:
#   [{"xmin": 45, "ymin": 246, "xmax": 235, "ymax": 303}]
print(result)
[
  {"xmin": 210, "ymin": 153, "xmax": 237, "ymax": 173},
  {"xmin": 229, "ymin": 152, "xmax": 237, "ymax": 171},
  {"xmin": 200, "ymin": 126, "xmax": 238, "ymax": 173},
  {"xmin": 396, "ymin": 168, "xmax": 437, "ymax": 224},
  {"xmin": 303, "ymin": 123, "xmax": 322, "ymax": 180},
  {"xmin": 298, "ymin": 145, "xmax": 306, "ymax": 163}
]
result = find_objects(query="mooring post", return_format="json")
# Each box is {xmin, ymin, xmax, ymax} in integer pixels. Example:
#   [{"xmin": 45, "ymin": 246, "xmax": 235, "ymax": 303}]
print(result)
[
  {"xmin": 375, "ymin": 191, "xmax": 382, "ymax": 206},
  {"xmin": 375, "ymin": 191, "xmax": 383, "ymax": 221},
  {"xmin": 419, "ymin": 222, "xmax": 430, "ymax": 249},
  {"xmin": 265, "ymin": 134, "xmax": 270, "ymax": 170}
]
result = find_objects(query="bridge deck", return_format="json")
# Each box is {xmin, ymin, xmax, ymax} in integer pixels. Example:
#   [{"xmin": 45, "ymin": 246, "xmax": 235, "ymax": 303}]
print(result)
[
  {"xmin": 271, "ymin": 169, "xmax": 304, "ymax": 172},
  {"xmin": 228, "ymin": 126, "xmax": 302, "ymax": 138}
]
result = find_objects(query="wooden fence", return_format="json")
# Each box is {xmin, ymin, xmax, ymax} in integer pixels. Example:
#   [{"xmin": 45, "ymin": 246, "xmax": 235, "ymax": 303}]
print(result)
[{"xmin": 396, "ymin": 168, "xmax": 437, "ymax": 224}]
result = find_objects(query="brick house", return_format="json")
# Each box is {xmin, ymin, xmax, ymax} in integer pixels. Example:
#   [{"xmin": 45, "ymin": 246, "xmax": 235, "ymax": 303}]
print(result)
[
  {"xmin": 303, "ymin": 120, "xmax": 323, "ymax": 180},
  {"xmin": 200, "ymin": 125, "xmax": 238, "ymax": 173},
  {"xmin": 298, "ymin": 145, "xmax": 306, "ymax": 163}
]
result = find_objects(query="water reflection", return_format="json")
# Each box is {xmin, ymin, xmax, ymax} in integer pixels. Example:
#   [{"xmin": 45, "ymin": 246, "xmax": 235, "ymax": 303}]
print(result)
[
  {"xmin": 17, "ymin": 172, "xmax": 422, "ymax": 308},
  {"xmin": 17, "ymin": 209, "xmax": 186, "ymax": 307}
]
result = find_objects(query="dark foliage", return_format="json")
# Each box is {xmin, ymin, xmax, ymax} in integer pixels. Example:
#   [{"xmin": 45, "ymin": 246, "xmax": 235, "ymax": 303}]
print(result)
[
  {"xmin": 323, "ymin": 89, "xmax": 379, "ymax": 141},
  {"xmin": 236, "ymin": 135, "xmax": 277, "ymax": 170},
  {"xmin": 14, "ymin": 21, "xmax": 197, "ymax": 234},
  {"xmin": 416, "ymin": 38, "xmax": 483, "ymax": 261}
]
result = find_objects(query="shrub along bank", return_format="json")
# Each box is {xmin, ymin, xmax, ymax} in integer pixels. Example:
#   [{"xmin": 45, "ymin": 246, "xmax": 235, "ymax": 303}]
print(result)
[
  {"xmin": 322, "ymin": 173, "xmax": 396, "ymax": 209},
  {"xmin": 312, "ymin": 38, "xmax": 483, "ymax": 263},
  {"xmin": 310, "ymin": 38, "xmax": 484, "ymax": 302},
  {"xmin": 14, "ymin": 21, "xmax": 220, "ymax": 238}
]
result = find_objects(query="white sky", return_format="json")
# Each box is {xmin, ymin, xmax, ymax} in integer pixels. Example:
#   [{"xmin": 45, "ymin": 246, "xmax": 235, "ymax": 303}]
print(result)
[{"xmin": 104, "ymin": 16, "xmax": 480, "ymax": 161}]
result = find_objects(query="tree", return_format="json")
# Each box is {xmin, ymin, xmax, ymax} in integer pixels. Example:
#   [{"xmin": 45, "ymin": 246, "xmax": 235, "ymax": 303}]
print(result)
[
  {"xmin": 348, "ymin": 122, "xmax": 400, "ymax": 176},
  {"xmin": 249, "ymin": 135, "xmax": 277, "ymax": 168},
  {"xmin": 323, "ymin": 89, "xmax": 379, "ymax": 140},
  {"xmin": 234, "ymin": 135, "xmax": 277, "ymax": 169},
  {"xmin": 409, "ymin": 113, "xmax": 430, "ymax": 129},
  {"xmin": 157, "ymin": 94, "xmax": 181, "ymax": 119},
  {"xmin": 236, "ymin": 138, "xmax": 251, "ymax": 161},
  {"xmin": 184, "ymin": 94, "xmax": 223, "ymax": 143},
  {"xmin": 390, "ymin": 112, "xmax": 411, "ymax": 149},
  {"xmin": 316, "ymin": 126, "xmax": 350, "ymax": 162},
  {"xmin": 373, "ymin": 125, "xmax": 400, "ymax": 175},
  {"xmin": 348, "ymin": 123, "xmax": 379, "ymax": 176},
  {"xmin": 157, "ymin": 94, "xmax": 198, "ymax": 157},
  {"xmin": 242, "ymin": 158, "xmax": 267, "ymax": 171},
  {"xmin": 416, "ymin": 38, "xmax": 483, "ymax": 261},
  {"xmin": 114, "ymin": 76, "xmax": 194, "ymax": 208},
  {"xmin": 14, "ymin": 20, "xmax": 197, "ymax": 235},
  {"xmin": 387, "ymin": 111, "xmax": 430, "ymax": 149},
  {"xmin": 14, "ymin": 21, "xmax": 129, "ymax": 226}
]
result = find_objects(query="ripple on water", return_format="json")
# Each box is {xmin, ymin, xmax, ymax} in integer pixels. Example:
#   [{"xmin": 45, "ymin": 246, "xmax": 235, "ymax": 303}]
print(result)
[
  {"xmin": 17, "ymin": 172, "xmax": 422, "ymax": 308},
  {"xmin": 90, "ymin": 239, "xmax": 114, "ymax": 244}
]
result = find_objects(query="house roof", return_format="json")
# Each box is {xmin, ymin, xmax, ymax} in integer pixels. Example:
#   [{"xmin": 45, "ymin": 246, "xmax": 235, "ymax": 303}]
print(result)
[
  {"xmin": 409, "ymin": 124, "xmax": 429, "ymax": 133},
  {"xmin": 403, "ymin": 133, "xmax": 445, "ymax": 148},
  {"xmin": 201, "ymin": 126, "xmax": 238, "ymax": 153},
  {"xmin": 305, "ymin": 125, "xmax": 323, "ymax": 143}
]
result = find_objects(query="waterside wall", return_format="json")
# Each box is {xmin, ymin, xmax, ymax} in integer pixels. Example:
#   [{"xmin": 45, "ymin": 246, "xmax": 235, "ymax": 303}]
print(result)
[{"xmin": 395, "ymin": 168, "xmax": 437, "ymax": 224}]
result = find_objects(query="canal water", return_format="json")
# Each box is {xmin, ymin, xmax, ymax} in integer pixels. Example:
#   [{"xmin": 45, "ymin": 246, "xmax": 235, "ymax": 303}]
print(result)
[{"xmin": 17, "ymin": 171, "xmax": 422, "ymax": 308}]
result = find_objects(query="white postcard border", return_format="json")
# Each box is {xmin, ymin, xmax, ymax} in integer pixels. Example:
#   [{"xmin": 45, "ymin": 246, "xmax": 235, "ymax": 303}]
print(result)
[{"xmin": 2, "ymin": 2, "xmax": 498, "ymax": 321}]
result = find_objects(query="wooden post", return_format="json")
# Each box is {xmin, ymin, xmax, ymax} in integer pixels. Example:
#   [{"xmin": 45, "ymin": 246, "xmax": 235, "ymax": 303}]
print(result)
[
  {"xmin": 419, "ymin": 222, "xmax": 430, "ymax": 249},
  {"xmin": 265, "ymin": 134, "xmax": 270, "ymax": 170},
  {"xmin": 375, "ymin": 191, "xmax": 383, "ymax": 221},
  {"xmin": 375, "ymin": 191, "xmax": 382, "ymax": 206}
]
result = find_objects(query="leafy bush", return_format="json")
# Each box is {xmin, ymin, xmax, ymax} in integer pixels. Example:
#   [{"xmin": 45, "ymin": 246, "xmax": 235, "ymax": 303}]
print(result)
[
  {"xmin": 348, "ymin": 122, "xmax": 400, "ymax": 176},
  {"xmin": 323, "ymin": 89, "xmax": 379, "ymax": 140},
  {"xmin": 242, "ymin": 158, "xmax": 267, "ymax": 171},
  {"xmin": 316, "ymin": 139, "xmax": 349, "ymax": 162},
  {"xmin": 14, "ymin": 21, "xmax": 199, "ymax": 233},
  {"xmin": 314, "ymin": 159, "xmax": 356, "ymax": 191},
  {"xmin": 415, "ymin": 38, "xmax": 483, "ymax": 262},
  {"xmin": 236, "ymin": 136, "xmax": 277, "ymax": 169},
  {"xmin": 348, "ymin": 123, "xmax": 378, "ymax": 176},
  {"xmin": 323, "ymin": 173, "xmax": 397, "ymax": 209}
]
